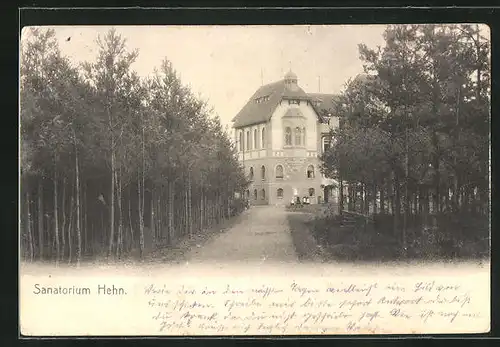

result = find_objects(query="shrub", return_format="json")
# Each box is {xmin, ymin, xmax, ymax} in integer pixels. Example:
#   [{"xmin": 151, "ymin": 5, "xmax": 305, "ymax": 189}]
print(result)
[{"xmin": 308, "ymin": 211, "xmax": 489, "ymax": 261}]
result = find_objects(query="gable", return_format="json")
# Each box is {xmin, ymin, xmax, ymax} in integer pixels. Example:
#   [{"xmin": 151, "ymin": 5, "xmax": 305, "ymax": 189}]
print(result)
[
  {"xmin": 232, "ymin": 80, "xmax": 310, "ymax": 128},
  {"xmin": 232, "ymin": 80, "xmax": 339, "ymax": 129}
]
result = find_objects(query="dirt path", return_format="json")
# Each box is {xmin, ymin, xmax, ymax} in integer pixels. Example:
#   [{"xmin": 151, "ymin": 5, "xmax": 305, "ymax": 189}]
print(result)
[{"xmin": 185, "ymin": 205, "xmax": 298, "ymax": 265}]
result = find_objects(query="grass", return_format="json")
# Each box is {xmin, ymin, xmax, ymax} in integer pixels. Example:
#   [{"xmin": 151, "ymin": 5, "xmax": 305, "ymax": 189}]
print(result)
[
  {"xmin": 285, "ymin": 203, "xmax": 334, "ymax": 215},
  {"xmin": 286, "ymin": 212, "xmax": 327, "ymax": 262},
  {"xmin": 305, "ymin": 209, "xmax": 490, "ymax": 262}
]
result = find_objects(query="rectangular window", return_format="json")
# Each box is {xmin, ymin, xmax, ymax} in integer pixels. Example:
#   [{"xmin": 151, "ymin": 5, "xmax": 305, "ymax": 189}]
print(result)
[{"xmin": 322, "ymin": 137, "xmax": 331, "ymax": 153}]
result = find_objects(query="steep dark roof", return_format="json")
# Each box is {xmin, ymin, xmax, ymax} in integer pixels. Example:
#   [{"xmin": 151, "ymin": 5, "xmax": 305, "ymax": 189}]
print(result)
[
  {"xmin": 232, "ymin": 80, "xmax": 339, "ymax": 128},
  {"xmin": 232, "ymin": 79, "xmax": 310, "ymax": 128},
  {"xmin": 308, "ymin": 93, "xmax": 340, "ymax": 115}
]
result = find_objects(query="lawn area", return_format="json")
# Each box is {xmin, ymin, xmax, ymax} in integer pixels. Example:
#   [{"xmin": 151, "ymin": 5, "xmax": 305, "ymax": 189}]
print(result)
[
  {"xmin": 285, "ymin": 203, "xmax": 337, "ymax": 262},
  {"xmin": 285, "ymin": 203, "xmax": 336, "ymax": 215},
  {"xmin": 305, "ymin": 209, "xmax": 490, "ymax": 262},
  {"xmin": 285, "ymin": 202, "xmax": 489, "ymax": 262}
]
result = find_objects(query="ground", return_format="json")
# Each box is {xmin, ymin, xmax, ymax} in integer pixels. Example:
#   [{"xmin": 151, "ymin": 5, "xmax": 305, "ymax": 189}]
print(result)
[
  {"xmin": 143, "ymin": 204, "xmax": 328, "ymax": 265},
  {"xmin": 185, "ymin": 205, "xmax": 299, "ymax": 264}
]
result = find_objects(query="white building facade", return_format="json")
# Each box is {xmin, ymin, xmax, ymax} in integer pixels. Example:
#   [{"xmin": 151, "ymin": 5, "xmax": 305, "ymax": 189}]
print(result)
[{"xmin": 232, "ymin": 71, "xmax": 339, "ymax": 205}]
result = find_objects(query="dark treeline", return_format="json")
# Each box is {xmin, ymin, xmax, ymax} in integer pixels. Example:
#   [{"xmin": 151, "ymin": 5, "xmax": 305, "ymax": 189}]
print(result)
[
  {"xmin": 320, "ymin": 24, "xmax": 490, "ymax": 255},
  {"xmin": 20, "ymin": 28, "xmax": 249, "ymax": 264}
]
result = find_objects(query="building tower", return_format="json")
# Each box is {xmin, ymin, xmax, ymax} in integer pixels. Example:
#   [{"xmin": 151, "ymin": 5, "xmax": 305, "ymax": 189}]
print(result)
[{"xmin": 232, "ymin": 70, "xmax": 339, "ymax": 205}]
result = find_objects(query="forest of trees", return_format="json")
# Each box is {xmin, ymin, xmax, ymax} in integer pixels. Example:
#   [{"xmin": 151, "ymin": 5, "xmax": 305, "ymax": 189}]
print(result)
[
  {"xmin": 20, "ymin": 28, "xmax": 249, "ymax": 264},
  {"xmin": 320, "ymin": 24, "xmax": 490, "ymax": 254}
]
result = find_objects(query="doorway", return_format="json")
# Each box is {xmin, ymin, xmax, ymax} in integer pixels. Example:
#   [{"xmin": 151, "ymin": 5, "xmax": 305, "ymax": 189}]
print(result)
[{"xmin": 323, "ymin": 186, "xmax": 329, "ymax": 203}]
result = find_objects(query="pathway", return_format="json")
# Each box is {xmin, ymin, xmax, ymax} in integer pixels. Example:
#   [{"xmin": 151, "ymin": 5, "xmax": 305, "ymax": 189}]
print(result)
[{"xmin": 186, "ymin": 205, "xmax": 297, "ymax": 264}]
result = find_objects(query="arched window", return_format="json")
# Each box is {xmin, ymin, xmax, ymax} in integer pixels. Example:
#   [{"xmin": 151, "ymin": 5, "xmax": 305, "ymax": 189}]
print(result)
[
  {"xmin": 261, "ymin": 189, "xmax": 266, "ymax": 200},
  {"xmin": 254, "ymin": 129, "xmax": 258, "ymax": 149},
  {"xmin": 249, "ymin": 167, "xmax": 254, "ymax": 180},
  {"xmin": 246, "ymin": 130, "xmax": 251, "ymax": 150},
  {"xmin": 275, "ymin": 164, "xmax": 284, "ymax": 179},
  {"xmin": 245, "ymin": 189, "xmax": 250, "ymax": 198},
  {"xmin": 307, "ymin": 165, "xmax": 315, "ymax": 179},
  {"xmin": 261, "ymin": 128, "xmax": 266, "ymax": 148},
  {"xmin": 285, "ymin": 127, "xmax": 292, "ymax": 146},
  {"xmin": 261, "ymin": 165, "xmax": 266, "ymax": 180},
  {"xmin": 277, "ymin": 188, "xmax": 284, "ymax": 198},
  {"xmin": 295, "ymin": 127, "xmax": 302, "ymax": 146},
  {"xmin": 254, "ymin": 189, "xmax": 258, "ymax": 200},
  {"xmin": 239, "ymin": 132, "xmax": 244, "ymax": 151},
  {"xmin": 309, "ymin": 188, "xmax": 315, "ymax": 197}
]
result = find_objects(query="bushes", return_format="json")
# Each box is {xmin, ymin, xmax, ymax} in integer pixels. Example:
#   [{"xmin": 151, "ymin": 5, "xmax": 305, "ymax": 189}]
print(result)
[
  {"xmin": 309, "ymin": 211, "xmax": 489, "ymax": 261},
  {"xmin": 230, "ymin": 198, "xmax": 249, "ymax": 217}
]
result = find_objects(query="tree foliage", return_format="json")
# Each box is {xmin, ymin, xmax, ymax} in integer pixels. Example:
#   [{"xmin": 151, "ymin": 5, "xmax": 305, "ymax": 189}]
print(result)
[
  {"xmin": 320, "ymin": 24, "xmax": 490, "ymax": 247},
  {"xmin": 20, "ymin": 27, "xmax": 248, "ymax": 263}
]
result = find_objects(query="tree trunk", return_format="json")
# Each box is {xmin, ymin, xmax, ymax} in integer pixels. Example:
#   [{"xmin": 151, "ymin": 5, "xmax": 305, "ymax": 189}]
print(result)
[
  {"xmin": 67, "ymin": 195, "xmax": 74, "ymax": 264},
  {"xmin": 188, "ymin": 174, "xmax": 193, "ymax": 237},
  {"xmin": 138, "ymin": 121, "xmax": 145, "ymax": 258},
  {"xmin": 200, "ymin": 189, "xmax": 204, "ymax": 230},
  {"xmin": 150, "ymin": 187, "xmax": 155, "ymax": 245},
  {"xmin": 157, "ymin": 187, "xmax": 161, "ymax": 244},
  {"xmin": 74, "ymin": 132, "xmax": 82, "ymax": 266},
  {"xmin": 380, "ymin": 180, "xmax": 385, "ymax": 214},
  {"xmin": 108, "ymin": 137, "xmax": 115, "ymax": 257},
  {"xmin": 54, "ymin": 166, "xmax": 60, "ymax": 264},
  {"xmin": 184, "ymin": 186, "xmax": 189, "ymax": 237},
  {"xmin": 61, "ymin": 177, "xmax": 66, "ymax": 258},
  {"xmin": 138, "ymin": 173, "xmax": 145, "ymax": 258},
  {"xmin": 394, "ymin": 171, "xmax": 401, "ymax": 239},
  {"xmin": 26, "ymin": 191, "xmax": 34, "ymax": 262},
  {"xmin": 339, "ymin": 178, "xmax": 344, "ymax": 215},
  {"xmin": 364, "ymin": 184, "xmax": 369, "ymax": 214},
  {"xmin": 128, "ymin": 185, "xmax": 134, "ymax": 252},
  {"xmin": 413, "ymin": 191, "xmax": 418, "ymax": 217},
  {"xmin": 83, "ymin": 181, "xmax": 88, "ymax": 255},
  {"xmin": 422, "ymin": 188, "xmax": 429, "ymax": 227},
  {"xmin": 168, "ymin": 180, "xmax": 174, "ymax": 244},
  {"xmin": 37, "ymin": 181, "xmax": 43, "ymax": 260},
  {"xmin": 116, "ymin": 169, "xmax": 123, "ymax": 259},
  {"xmin": 434, "ymin": 155, "xmax": 441, "ymax": 214}
]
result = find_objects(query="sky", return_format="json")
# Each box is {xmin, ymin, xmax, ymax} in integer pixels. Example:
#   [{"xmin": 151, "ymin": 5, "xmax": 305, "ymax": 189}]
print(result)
[{"xmin": 23, "ymin": 25, "xmax": 389, "ymax": 129}]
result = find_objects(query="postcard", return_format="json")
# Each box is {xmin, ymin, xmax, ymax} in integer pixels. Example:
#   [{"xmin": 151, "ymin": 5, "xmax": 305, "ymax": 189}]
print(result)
[{"xmin": 19, "ymin": 24, "xmax": 491, "ymax": 336}]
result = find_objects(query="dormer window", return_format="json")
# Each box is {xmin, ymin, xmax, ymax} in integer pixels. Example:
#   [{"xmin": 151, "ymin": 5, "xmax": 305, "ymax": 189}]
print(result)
[
  {"xmin": 255, "ymin": 95, "xmax": 270, "ymax": 104},
  {"xmin": 289, "ymin": 99, "xmax": 300, "ymax": 105}
]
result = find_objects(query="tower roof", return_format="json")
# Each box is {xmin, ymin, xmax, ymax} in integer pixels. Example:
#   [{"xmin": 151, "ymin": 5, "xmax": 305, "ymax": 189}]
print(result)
[{"xmin": 284, "ymin": 70, "xmax": 297, "ymax": 80}]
